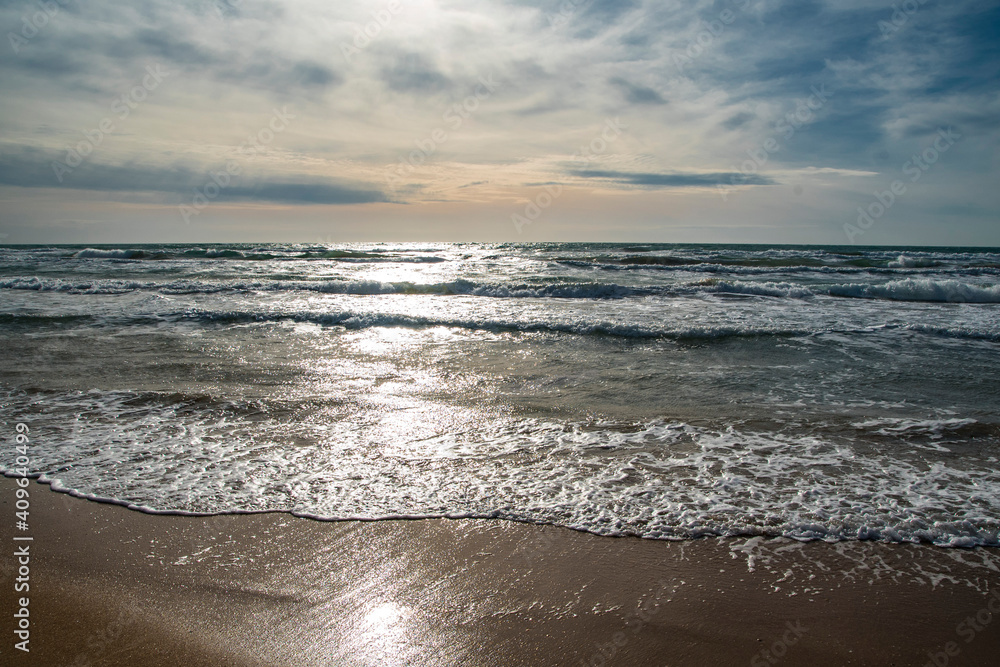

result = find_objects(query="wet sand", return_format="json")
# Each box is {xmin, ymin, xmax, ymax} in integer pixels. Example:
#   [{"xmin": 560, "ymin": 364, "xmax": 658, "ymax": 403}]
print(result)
[{"xmin": 2, "ymin": 478, "xmax": 999, "ymax": 666}]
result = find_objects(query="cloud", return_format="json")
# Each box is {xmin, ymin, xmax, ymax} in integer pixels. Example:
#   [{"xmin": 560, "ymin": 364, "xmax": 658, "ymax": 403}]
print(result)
[
  {"xmin": 230, "ymin": 182, "xmax": 385, "ymax": 205},
  {"xmin": 721, "ymin": 112, "xmax": 755, "ymax": 130},
  {"xmin": 0, "ymin": 0, "xmax": 996, "ymax": 242},
  {"xmin": 0, "ymin": 3, "xmax": 343, "ymax": 97},
  {"xmin": 571, "ymin": 0, "xmax": 642, "ymax": 37},
  {"xmin": 0, "ymin": 147, "xmax": 386, "ymax": 205},
  {"xmin": 608, "ymin": 76, "xmax": 666, "ymax": 105},
  {"xmin": 568, "ymin": 169, "xmax": 777, "ymax": 187},
  {"xmin": 381, "ymin": 53, "xmax": 452, "ymax": 94}
]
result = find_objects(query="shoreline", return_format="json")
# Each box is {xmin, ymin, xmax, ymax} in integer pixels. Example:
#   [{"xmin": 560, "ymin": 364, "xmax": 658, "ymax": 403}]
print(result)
[{"xmin": 3, "ymin": 478, "xmax": 1000, "ymax": 666}]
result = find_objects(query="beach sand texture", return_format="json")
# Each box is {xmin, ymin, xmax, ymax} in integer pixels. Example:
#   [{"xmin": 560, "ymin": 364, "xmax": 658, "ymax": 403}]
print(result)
[{"xmin": 3, "ymin": 479, "xmax": 999, "ymax": 666}]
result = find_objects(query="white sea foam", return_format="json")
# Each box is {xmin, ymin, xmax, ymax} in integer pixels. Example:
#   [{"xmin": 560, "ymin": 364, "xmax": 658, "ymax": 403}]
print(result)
[
  {"xmin": 73, "ymin": 248, "xmax": 146, "ymax": 259},
  {"xmin": 828, "ymin": 278, "xmax": 1000, "ymax": 303},
  {"xmin": 693, "ymin": 280, "xmax": 815, "ymax": 299},
  {"xmin": 887, "ymin": 254, "xmax": 940, "ymax": 269},
  {"xmin": 5, "ymin": 272, "xmax": 999, "ymax": 307},
  {"xmin": 303, "ymin": 279, "xmax": 642, "ymax": 299},
  {"xmin": 903, "ymin": 324, "xmax": 1000, "ymax": 342},
  {"xmin": 0, "ymin": 276, "xmax": 154, "ymax": 293},
  {"xmin": 1, "ymin": 389, "xmax": 997, "ymax": 547},
  {"xmin": 853, "ymin": 417, "xmax": 978, "ymax": 435},
  {"xmin": 173, "ymin": 307, "xmax": 816, "ymax": 340},
  {"xmin": 0, "ymin": 276, "xmax": 644, "ymax": 299},
  {"xmin": 203, "ymin": 249, "xmax": 243, "ymax": 258}
]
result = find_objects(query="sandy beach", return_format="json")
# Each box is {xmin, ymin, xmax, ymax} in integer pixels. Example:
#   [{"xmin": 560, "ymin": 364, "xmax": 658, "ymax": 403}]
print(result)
[{"xmin": 1, "ymin": 478, "xmax": 997, "ymax": 666}]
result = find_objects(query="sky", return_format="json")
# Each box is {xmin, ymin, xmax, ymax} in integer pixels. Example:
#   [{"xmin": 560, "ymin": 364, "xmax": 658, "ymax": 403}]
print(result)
[{"xmin": 0, "ymin": 0, "xmax": 998, "ymax": 245}]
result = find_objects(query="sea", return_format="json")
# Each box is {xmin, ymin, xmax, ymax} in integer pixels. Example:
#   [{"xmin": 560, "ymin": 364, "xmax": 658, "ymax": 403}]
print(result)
[{"xmin": 1, "ymin": 243, "xmax": 998, "ymax": 547}]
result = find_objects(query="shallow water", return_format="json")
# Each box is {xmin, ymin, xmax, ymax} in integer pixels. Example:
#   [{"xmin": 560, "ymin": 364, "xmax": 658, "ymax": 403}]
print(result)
[{"xmin": 1, "ymin": 243, "xmax": 998, "ymax": 545}]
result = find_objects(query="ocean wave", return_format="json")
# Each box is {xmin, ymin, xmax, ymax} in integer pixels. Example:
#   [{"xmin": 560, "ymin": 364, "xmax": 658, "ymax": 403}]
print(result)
[
  {"xmin": 5, "ymin": 273, "xmax": 1000, "ymax": 313},
  {"xmin": 616, "ymin": 255, "xmax": 701, "ymax": 266},
  {"xmin": 5, "ymin": 306, "xmax": 997, "ymax": 343},
  {"xmin": 557, "ymin": 258, "xmax": 836, "ymax": 274},
  {"xmin": 0, "ymin": 313, "xmax": 96, "ymax": 325},
  {"xmin": 303, "ymin": 279, "xmax": 645, "ymax": 299},
  {"xmin": 0, "ymin": 277, "xmax": 154, "ymax": 294},
  {"xmin": 2, "ymin": 389, "xmax": 997, "ymax": 547},
  {"xmin": 852, "ymin": 417, "xmax": 998, "ymax": 443},
  {"xmin": 828, "ymin": 278, "xmax": 1000, "ymax": 303},
  {"xmin": 0, "ymin": 276, "xmax": 646, "ymax": 299},
  {"xmin": 67, "ymin": 247, "xmax": 447, "ymax": 263},
  {"xmin": 561, "ymin": 255, "xmax": 832, "ymax": 269},
  {"xmin": 73, "ymin": 248, "xmax": 149, "ymax": 259},
  {"xmin": 199, "ymin": 249, "xmax": 275, "ymax": 260},
  {"xmin": 295, "ymin": 250, "xmax": 446, "ymax": 263},
  {"xmin": 557, "ymin": 259, "xmax": 907, "ymax": 277},
  {"xmin": 557, "ymin": 256, "xmax": 999, "ymax": 277},
  {"xmin": 887, "ymin": 254, "xmax": 941, "ymax": 269},
  {"xmin": 42, "ymin": 246, "xmax": 1000, "ymax": 279},
  {"xmin": 690, "ymin": 279, "xmax": 815, "ymax": 298},
  {"xmin": 902, "ymin": 324, "xmax": 1000, "ymax": 342},
  {"xmin": 174, "ymin": 308, "xmax": 813, "ymax": 340}
]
